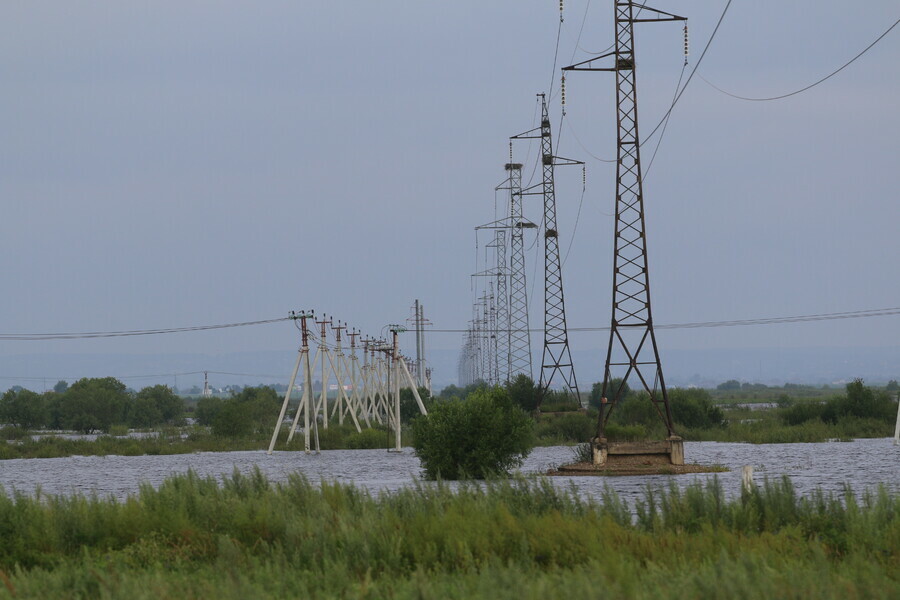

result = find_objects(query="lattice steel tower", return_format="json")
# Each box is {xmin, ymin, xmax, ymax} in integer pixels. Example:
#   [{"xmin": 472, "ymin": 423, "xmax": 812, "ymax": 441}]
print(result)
[
  {"xmin": 537, "ymin": 94, "xmax": 582, "ymax": 405},
  {"xmin": 489, "ymin": 230, "xmax": 510, "ymax": 383},
  {"xmin": 563, "ymin": 1, "xmax": 685, "ymax": 438},
  {"xmin": 506, "ymin": 161, "xmax": 534, "ymax": 379}
]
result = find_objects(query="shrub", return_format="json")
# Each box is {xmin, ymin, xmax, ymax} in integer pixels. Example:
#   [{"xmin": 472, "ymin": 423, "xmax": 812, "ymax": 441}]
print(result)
[
  {"xmin": 670, "ymin": 388, "xmax": 724, "ymax": 429},
  {"xmin": 346, "ymin": 427, "xmax": 390, "ymax": 449},
  {"xmin": 412, "ymin": 386, "xmax": 534, "ymax": 479},
  {"xmin": 506, "ymin": 375, "xmax": 539, "ymax": 412},
  {"xmin": 608, "ymin": 392, "xmax": 660, "ymax": 428},
  {"xmin": 536, "ymin": 413, "xmax": 593, "ymax": 442},
  {"xmin": 399, "ymin": 387, "xmax": 432, "ymax": 424},
  {"xmin": 782, "ymin": 401, "xmax": 824, "ymax": 426},
  {"xmin": 588, "ymin": 378, "xmax": 631, "ymax": 409}
]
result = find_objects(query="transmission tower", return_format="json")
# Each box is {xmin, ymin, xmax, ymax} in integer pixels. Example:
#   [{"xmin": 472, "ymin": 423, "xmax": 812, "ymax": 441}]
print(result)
[
  {"xmin": 506, "ymin": 160, "xmax": 534, "ymax": 379},
  {"xmin": 489, "ymin": 230, "xmax": 510, "ymax": 382},
  {"xmin": 513, "ymin": 94, "xmax": 583, "ymax": 406},
  {"xmin": 563, "ymin": 1, "xmax": 684, "ymax": 438}
]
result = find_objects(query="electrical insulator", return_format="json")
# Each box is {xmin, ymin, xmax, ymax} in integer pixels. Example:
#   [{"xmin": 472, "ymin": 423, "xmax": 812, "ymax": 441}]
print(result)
[
  {"xmin": 683, "ymin": 24, "xmax": 689, "ymax": 63},
  {"xmin": 561, "ymin": 75, "xmax": 566, "ymax": 106},
  {"xmin": 559, "ymin": 0, "xmax": 564, "ymax": 22},
  {"xmin": 582, "ymin": 165, "xmax": 586, "ymax": 188}
]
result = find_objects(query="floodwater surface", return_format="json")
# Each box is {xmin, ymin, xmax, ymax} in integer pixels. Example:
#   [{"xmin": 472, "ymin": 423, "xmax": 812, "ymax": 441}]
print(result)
[{"xmin": 0, "ymin": 439, "xmax": 896, "ymax": 502}]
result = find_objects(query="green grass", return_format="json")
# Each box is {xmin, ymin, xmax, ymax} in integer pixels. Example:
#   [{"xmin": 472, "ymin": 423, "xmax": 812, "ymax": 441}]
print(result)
[{"xmin": 0, "ymin": 470, "xmax": 896, "ymax": 598}]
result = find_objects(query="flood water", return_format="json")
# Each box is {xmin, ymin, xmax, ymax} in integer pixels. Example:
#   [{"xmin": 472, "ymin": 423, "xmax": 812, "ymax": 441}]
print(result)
[{"xmin": 0, "ymin": 439, "xmax": 896, "ymax": 502}]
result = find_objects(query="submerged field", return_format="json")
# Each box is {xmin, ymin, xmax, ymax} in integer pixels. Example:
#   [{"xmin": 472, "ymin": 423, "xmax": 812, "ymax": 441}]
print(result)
[{"xmin": 0, "ymin": 470, "xmax": 897, "ymax": 599}]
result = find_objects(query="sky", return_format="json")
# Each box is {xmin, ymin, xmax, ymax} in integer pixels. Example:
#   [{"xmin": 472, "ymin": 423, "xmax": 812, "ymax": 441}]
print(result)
[{"xmin": 1, "ymin": 1, "xmax": 898, "ymax": 388}]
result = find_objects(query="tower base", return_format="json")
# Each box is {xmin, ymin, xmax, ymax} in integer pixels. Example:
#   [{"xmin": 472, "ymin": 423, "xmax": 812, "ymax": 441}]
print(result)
[{"xmin": 591, "ymin": 436, "xmax": 684, "ymax": 466}]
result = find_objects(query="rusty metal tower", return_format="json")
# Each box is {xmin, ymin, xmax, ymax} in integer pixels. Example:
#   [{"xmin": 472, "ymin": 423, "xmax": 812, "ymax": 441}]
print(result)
[
  {"xmin": 515, "ymin": 94, "xmax": 583, "ymax": 406},
  {"xmin": 563, "ymin": 1, "xmax": 685, "ymax": 438},
  {"xmin": 489, "ymin": 230, "xmax": 510, "ymax": 383},
  {"xmin": 506, "ymin": 161, "xmax": 534, "ymax": 379}
]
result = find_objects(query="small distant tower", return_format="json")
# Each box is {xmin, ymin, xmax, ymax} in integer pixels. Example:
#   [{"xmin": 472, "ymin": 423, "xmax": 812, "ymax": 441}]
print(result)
[
  {"xmin": 201, "ymin": 371, "xmax": 212, "ymax": 397},
  {"xmin": 506, "ymin": 160, "xmax": 534, "ymax": 380}
]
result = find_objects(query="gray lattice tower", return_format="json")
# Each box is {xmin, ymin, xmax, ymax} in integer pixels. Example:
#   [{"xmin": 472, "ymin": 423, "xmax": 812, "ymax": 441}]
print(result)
[
  {"xmin": 536, "ymin": 94, "xmax": 581, "ymax": 405},
  {"xmin": 490, "ymin": 230, "xmax": 511, "ymax": 382},
  {"xmin": 487, "ymin": 283, "xmax": 497, "ymax": 385},
  {"xmin": 564, "ymin": 1, "xmax": 684, "ymax": 438},
  {"xmin": 506, "ymin": 162, "xmax": 533, "ymax": 379}
]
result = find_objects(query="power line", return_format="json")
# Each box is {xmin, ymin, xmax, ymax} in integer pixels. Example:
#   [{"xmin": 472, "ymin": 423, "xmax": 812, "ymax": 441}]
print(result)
[
  {"xmin": 639, "ymin": 0, "xmax": 733, "ymax": 147},
  {"xmin": 699, "ymin": 17, "xmax": 899, "ymax": 102},
  {"xmin": 427, "ymin": 306, "xmax": 900, "ymax": 333},
  {"xmin": 0, "ymin": 317, "xmax": 290, "ymax": 341}
]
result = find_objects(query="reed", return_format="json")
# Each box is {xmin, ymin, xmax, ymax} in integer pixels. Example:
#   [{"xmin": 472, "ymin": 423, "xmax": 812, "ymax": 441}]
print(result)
[{"xmin": 0, "ymin": 470, "xmax": 895, "ymax": 598}]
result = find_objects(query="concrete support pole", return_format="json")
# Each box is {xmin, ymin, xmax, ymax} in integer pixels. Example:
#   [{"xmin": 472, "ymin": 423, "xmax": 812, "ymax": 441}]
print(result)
[
  {"xmin": 399, "ymin": 357, "xmax": 427, "ymax": 415},
  {"xmin": 268, "ymin": 347, "xmax": 303, "ymax": 454},
  {"xmin": 392, "ymin": 354, "xmax": 402, "ymax": 451},
  {"xmin": 893, "ymin": 397, "xmax": 900, "ymax": 445},
  {"xmin": 742, "ymin": 465, "xmax": 755, "ymax": 493},
  {"xmin": 290, "ymin": 346, "xmax": 320, "ymax": 442},
  {"xmin": 325, "ymin": 350, "xmax": 362, "ymax": 432}
]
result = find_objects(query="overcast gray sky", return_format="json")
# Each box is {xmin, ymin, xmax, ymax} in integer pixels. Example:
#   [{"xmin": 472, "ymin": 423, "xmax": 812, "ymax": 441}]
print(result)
[{"xmin": 1, "ymin": 1, "xmax": 898, "ymax": 384}]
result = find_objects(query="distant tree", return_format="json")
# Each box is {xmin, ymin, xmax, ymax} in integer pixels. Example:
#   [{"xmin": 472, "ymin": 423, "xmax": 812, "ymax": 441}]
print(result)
[
  {"xmin": 0, "ymin": 388, "xmax": 47, "ymax": 429},
  {"xmin": 438, "ymin": 384, "xmax": 463, "ymax": 400},
  {"xmin": 886, "ymin": 380, "xmax": 900, "ymax": 392},
  {"xmin": 669, "ymin": 388, "xmax": 724, "ymax": 429},
  {"xmin": 60, "ymin": 377, "xmax": 129, "ymax": 433},
  {"xmin": 506, "ymin": 374, "xmax": 539, "ymax": 413},
  {"xmin": 399, "ymin": 387, "xmax": 432, "ymax": 424},
  {"xmin": 195, "ymin": 397, "xmax": 224, "ymax": 426},
  {"xmin": 133, "ymin": 384, "xmax": 184, "ymax": 425},
  {"xmin": 822, "ymin": 379, "xmax": 895, "ymax": 424},
  {"xmin": 588, "ymin": 378, "xmax": 631, "ymax": 409},
  {"xmin": 717, "ymin": 380, "xmax": 741, "ymax": 391},
  {"xmin": 210, "ymin": 386, "xmax": 280, "ymax": 437},
  {"xmin": 53, "ymin": 380, "xmax": 69, "ymax": 394},
  {"xmin": 127, "ymin": 394, "xmax": 162, "ymax": 428},
  {"xmin": 439, "ymin": 382, "xmax": 489, "ymax": 402}
]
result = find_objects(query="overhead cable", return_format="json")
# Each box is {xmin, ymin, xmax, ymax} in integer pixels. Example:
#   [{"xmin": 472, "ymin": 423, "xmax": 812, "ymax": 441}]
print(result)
[
  {"xmin": 699, "ymin": 17, "xmax": 899, "ymax": 102},
  {"xmin": 0, "ymin": 317, "xmax": 290, "ymax": 341}
]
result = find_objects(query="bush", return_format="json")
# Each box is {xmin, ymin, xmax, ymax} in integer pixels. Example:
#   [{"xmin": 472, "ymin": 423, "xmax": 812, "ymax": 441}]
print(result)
[
  {"xmin": 506, "ymin": 375, "xmax": 539, "ymax": 412},
  {"xmin": 399, "ymin": 387, "xmax": 432, "ymax": 424},
  {"xmin": 536, "ymin": 413, "xmax": 593, "ymax": 443},
  {"xmin": 210, "ymin": 387, "xmax": 281, "ymax": 438},
  {"xmin": 670, "ymin": 388, "xmax": 724, "ymax": 429},
  {"xmin": 782, "ymin": 401, "xmax": 825, "ymax": 426},
  {"xmin": 608, "ymin": 392, "xmax": 660, "ymax": 428},
  {"xmin": 781, "ymin": 380, "xmax": 894, "ymax": 428},
  {"xmin": 346, "ymin": 427, "xmax": 390, "ymax": 449},
  {"xmin": 412, "ymin": 386, "xmax": 534, "ymax": 479},
  {"xmin": 588, "ymin": 378, "xmax": 631, "ymax": 409}
]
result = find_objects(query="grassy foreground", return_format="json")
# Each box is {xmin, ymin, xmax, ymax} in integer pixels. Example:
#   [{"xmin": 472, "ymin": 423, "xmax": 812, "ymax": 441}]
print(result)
[{"xmin": 0, "ymin": 470, "xmax": 897, "ymax": 599}]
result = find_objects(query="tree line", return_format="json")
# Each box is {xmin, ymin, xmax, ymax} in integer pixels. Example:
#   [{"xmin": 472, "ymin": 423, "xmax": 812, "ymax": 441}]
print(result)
[{"xmin": 0, "ymin": 378, "xmax": 184, "ymax": 433}]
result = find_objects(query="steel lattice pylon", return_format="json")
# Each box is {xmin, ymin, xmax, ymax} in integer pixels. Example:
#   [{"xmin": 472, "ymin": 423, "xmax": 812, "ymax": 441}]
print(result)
[
  {"xmin": 507, "ymin": 162, "xmax": 533, "ymax": 380},
  {"xmin": 491, "ymin": 230, "xmax": 510, "ymax": 383},
  {"xmin": 537, "ymin": 95, "xmax": 582, "ymax": 405},
  {"xmin": 564, "ymin": 1, "xmax": 685, "ymax": 438}
]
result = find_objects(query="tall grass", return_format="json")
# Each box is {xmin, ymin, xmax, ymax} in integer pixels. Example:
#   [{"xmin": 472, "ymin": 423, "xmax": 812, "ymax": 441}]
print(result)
[{"xmin": 0, "ymin": 470, "xmax": 896, "ymax": 598}]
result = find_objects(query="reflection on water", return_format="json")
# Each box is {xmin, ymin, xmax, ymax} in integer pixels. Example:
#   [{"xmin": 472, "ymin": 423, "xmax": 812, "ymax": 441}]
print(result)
[{"xmin": 0, "ymin": 439, "xmax": 896, "ymax": 502}]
